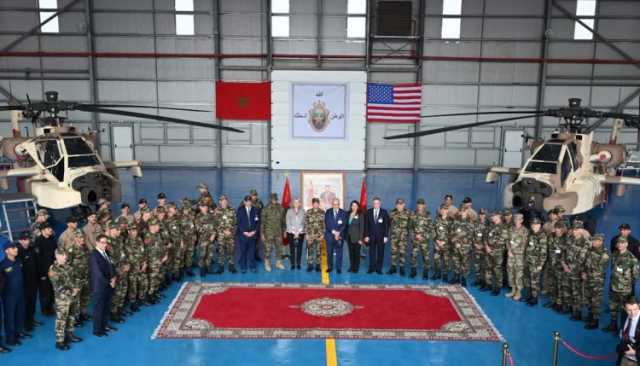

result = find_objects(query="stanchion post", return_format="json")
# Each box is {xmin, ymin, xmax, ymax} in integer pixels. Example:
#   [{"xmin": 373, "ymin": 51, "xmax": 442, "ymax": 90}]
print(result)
[
  {"xmin": 502, "ymin": 343, "xmax": 509, "ymax": 366},
  {"xmin": 552, "ymin": 331, "xmax": 560, "ymax": 366}
]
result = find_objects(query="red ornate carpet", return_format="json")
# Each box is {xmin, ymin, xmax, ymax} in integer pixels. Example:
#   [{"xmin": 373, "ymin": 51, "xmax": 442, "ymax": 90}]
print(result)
[{"xmin": 152, "ymin": 282, "xmax": 502, "ymax": 341}]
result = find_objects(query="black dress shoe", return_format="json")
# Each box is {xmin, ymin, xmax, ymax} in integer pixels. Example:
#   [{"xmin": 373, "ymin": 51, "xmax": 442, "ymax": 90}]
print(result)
[
  {"xmin": 105, "ymin": 325, "xmax": 118, "ymax": 332},
  {"xmin": 18, "ymin": 332, "xmax": 32, "ymax": 339},
  {"xmin": 315, "ymin": 265, "xmax": 321, "ymax": 272},
  {"xmin": 336, "ymin": 269, "xmax": 341, "ymax": 274},
  {"xmin": 306, "ymin": 265, "xmax": 313, "ymax": 272},
  {"xmin": 6, "ymin": 340, "xmax": 21, "ymax": 346},
  {"xmin": 229, "ymin": 265, "xmax": 238, "ymax": 274},
  {"xmin": 93, "ymin": 332, "xmax": 107, "ymax": 337},
  {"xmin": 33, "ymin": 320, "xmax": 44, "ymax": 326},
  {"xmin": 66, "ymin": 334, "xmax": 83, "ymax": 343},
  {"xmin": 367, "ymin": 269, "xmax": 374, "ymax": 274},
  {"xmin": 325, "ymin": 268, "xmax": 333, "ymax": 273},
  {"xmin": 0, "ymin": 346, "xmax": 11, "ymax": 353},
  {"xmin": 186, "ymin": 269, "xmax": 194, "ymax": 277},
  {"xmin": 376, "ymin": 270, "xmax": 383, "ymax": 274},
  {"xmin": 387, "ymin": 266, "xmax": 397, "ymax": 275},
  {"xmin": 55, "ymin": 342, "xmax": 70, "ymax": 351}
]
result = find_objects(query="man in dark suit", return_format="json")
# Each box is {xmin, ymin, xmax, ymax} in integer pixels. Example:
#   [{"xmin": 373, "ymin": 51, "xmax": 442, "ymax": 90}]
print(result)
[
  {"xmin": 34, "ymin": 223, "xmax": 56, "ymax": 316},
  {"xmin": 236, "ymin": 195, "xmax": 260, "ymax": 273},
  {"xmin": 17, "ymin": 232, "xmax": 41, "ymax": 332},
  {"xmin": 90, "ymin": 234, "xmax": 116, "ymax": 337},
  {"xmin": 363, "ymin": 197, "xmax": 390, "ymax": 274},
  {"xmin": 324, "ymin": 198, "xmax": 347, "ymax": 273}
]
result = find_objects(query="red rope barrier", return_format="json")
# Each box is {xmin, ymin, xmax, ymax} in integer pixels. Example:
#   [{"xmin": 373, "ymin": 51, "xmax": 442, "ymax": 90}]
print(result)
[
  {"xmin": 508, "ymin": 352, "xmax": 515, "ymax": 366},
  {"xmin": 560, "ymin": 339, "xmax": 618, "ymax": 361}
]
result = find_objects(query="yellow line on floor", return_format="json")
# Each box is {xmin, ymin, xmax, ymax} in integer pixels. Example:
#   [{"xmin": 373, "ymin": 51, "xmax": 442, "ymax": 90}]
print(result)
[{"xmin": 320, "ymin": 240, "xmax": 337, "ymax": 366}]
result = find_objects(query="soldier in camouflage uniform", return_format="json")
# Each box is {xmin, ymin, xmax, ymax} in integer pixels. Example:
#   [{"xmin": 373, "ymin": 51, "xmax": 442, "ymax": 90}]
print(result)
[
  {"xmin": 522, "ymin": 217, "xmax": 548, "ymax": 306},
  {"xmin": 409, "ymin": 198, "xmax": 433, "ymax": 279},
  {"xmin": 144, "ymin": 219, "xmax": 167, "ymax": 303},
  {"xmin": 484, "ymin": 212, "xmax": 510, "ymax": 295},
  {"xmin": 117, "ymin": 202, "xmax": 135, "ymax": 224},
  {"xmin": 261, "ymin": 193, "xmax": 287, "ymax": 272},
  {"xmin": 107, "ymin": 222, "xmax": 129, "ymax": 322},
  {"xmin": 388, "ymin": 198, "xmax": 411, "ymax": 276},
  {"xmin": 432, "ymin": 205, "xmax": 451, "ymax": 281},
  {"xmin": 213, "ymin": 195, "xmax": 237, "ymax": 274},
  {"xmin": 603, "ymin": 236, "xmax": 639, "ymax": 332},
  {"xmin": 58, "ymin": 216, "xmax": 79, "ymax": 251},
  {"xmin": 154, "ymin": 207, "xmax": 171, "ymax": 286},
  {"xmin": 582, "ymin": 234, "xmax": 609, "ymax": 330},
  {"xmin": 65, "ymin": 230, "xmax": 91, "ymax": 324},
  {"xmin": 450, "ymin": 210, "xmax": 475, "ymax": 286},
  {"xmin": 82, "ymin": 211, "xmax": 101, "ymax": 251},
  {"xmin": 472, "ymin": 209, "xmax": 488, "ymax": 287},
  {"xmin": 165, "ymin": 203, "xmax": 183, "ymax": 280},
  {"xmin": 562, "ymin": 221, "xmax": 590, "ymax": 320},
  {"xmin": 125, "ymin": 223, "xmax": 145, "ymax": 311},
  {"xmin": 544, "ymin": 222, "xmax": 568, "ymax": 311},
  {"xmin": 304, "ymin": 198, "xmax": 325, "ymax": 272},
  {"xmin": 541, "ymin": 208, "xmax": 559, "ymax": 296},
  {"xmin": 194, "ymin": 200, "xmax": 216, "ymax": 277},
  {"xmin": 31, "ymin": 209, "xmax": 50, "ymax": 239},
  {"xmin": 48, "ymin": 249, "xmax": 80, "ymax": 350},
  {"xmin": 180, "ymin": 198, "xmax": 197, "ymax": 276},
  {"xmin": 506, "ymin": 213, "xmax": 528, "ymax": 301}
]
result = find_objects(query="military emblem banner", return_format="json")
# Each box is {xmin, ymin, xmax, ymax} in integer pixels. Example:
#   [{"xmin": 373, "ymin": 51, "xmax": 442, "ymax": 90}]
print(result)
[{"xmin": 291, "ymin": 83, "xmax": 347, "ymax": 139}]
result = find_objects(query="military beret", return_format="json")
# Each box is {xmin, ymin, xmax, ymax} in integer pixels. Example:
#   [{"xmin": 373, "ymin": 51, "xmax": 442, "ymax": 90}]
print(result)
[
  {"xmin": 127, "ymin": 223, "xmax": 138, "ymax": 230},
  {"xmin": 39, "ymin": 222, "xmax": 52, "ymax": 230},
  {"xmin": 54, "ymin": 248, "xmax": 66, "ymax": 256},
  {"xmin": 36, "ymin": 209, "xmax": 49, "ymax": 216},
  {"xmin": 396, "ymin": 198, "xmax": 405, "ymax": 205},
  {"xmin": 2, "ymin": 241, "xmax": 16, "ymax": 251},
  {"xmin": 416, "ymin": 198, "xmax": 426, "ymax": 205},
  {"xmin": 619, "ymin": 223, "xmax": 631, "ymax": 230},
  {"xmin": 490, "ymin": 211, "xmax": 502, "ymax": 217},
  {"xmin": 86, "ymin": 210, "xmax": 97, "ymax": 218},
  {"xmin": 554, "ymin": 205, "xmax": 566, "ymax": 213},
  {"xmin": 503, "ymin": 210, "xmax": 512, "ymax": 216},
  {"xmin": 98, "ymin": 198, "xmax": 109, "ymax": 205},
  {"xmin": 439, "ymin": 204, "xmax": 448, "ymax": 210},
  {"xmin": 617, "ymin": 237, "xmax": 629, "ymax": 244},
  {"xmin": 157, "ymin": 192, "xmax": 167, "ymax": 199},
  {"xmin": 250, "ymin": 189, "xmax": 258, "ymax": 196},
  {"xmin": 18, "ymin": 231, "xmax": 30, "ymax": 240},
  {"xmin": 138, "ymin": 198, "xmax": 148, "ymax": 204},
  {"xmin": 198, "ymin": 199, "xmax": 210, "ymax": 206},
  {"xmin": 107, "ymin": 222, "xmax": 120, "ymax": 230},
  {"xmin": 66, "ymin": 216, "xmax": 78, "ymax": 223},
  {"xmin": 530, "ymin": 217, "xmax": 542, "ymax": 224},
  {"xmin": 182, "ymin": 197, "xmax": 192, "ymax": 205},
  {"xmin": 311, "ymin": 197, "xmax": 319, "ymax": 204},
  {"xmin": 513, "ymin": 213, "xmax": 524, "ymax": 220},
  {"xmin": 218, "ymin": 195, "xmax": 228, "ymax": 201},
  {"xmin": 148, "ymin": 218, "xmax": 159, "ymax": 226},
  {"xmin": 270, "ymin": 193, "xmax": 278, "ymax": 200},
  {"xmin": 197, "ymin": 182, "xmax": 209, "ymax": 190},
  {"xmin": 572, "ymin": 220, "xmax": 584, "ymax": 229},
  {"xmin": 120, "ymin": 202, "xmax": 130, "ymax": 209},
  {"xmin": 166, "ymin": 202, "xmax": 176, "ymax": 209},
  {"xmin": 554, "ymin": 221, "xmax": 566, "ymax": 229},
  {"xmin": 140, "ymin": 207, "xmax": 151, "ymax": 214},
  {"xmin": 116, "ymin": 217, "xmax": 128, "ymax": 225},
  {"xmin": 592, "ymin": 233, "xmax": 605, "ymax": 241},
  {"xmin": 462, "ymin": 197, "xmax": 472, "ymax": 204},
  {"xmin": 74, "ymin": 229, "xmax": 84, "ymax": 238},
  {"xmin": 478, "ymin": 208, "xmax": 487, "ymax": 215},
  {"xmin": 155, "ymin": 206, "xmax": 166, "ymax": 213},
  {"xmin": 444, "ymin": 194, "xmax": 453, "ymax": 200}
]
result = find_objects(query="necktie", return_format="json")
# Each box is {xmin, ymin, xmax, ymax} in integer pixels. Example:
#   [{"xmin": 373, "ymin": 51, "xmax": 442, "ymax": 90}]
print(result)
[
  {"xmin": 374, "ymin": 209, "xmax": 378, "ymax": 221},
  {"xmin": 334, "ymin": 210, "xmax": 337, "ymax": 220},
  {"xmin": 624, "ymin": 319, "xmax": 631, "ymax": 342},
  {"xmin": 246, "ymin": 207, "xmax": 251, "ymax": 221}
]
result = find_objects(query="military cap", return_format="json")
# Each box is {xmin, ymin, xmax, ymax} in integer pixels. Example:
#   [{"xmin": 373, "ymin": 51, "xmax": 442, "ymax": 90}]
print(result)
[
  {"xmin": 490, "ymin": 211, "xmax": 502, "ymax": 217},
  {"xmin": 312, "ymin": 197, "xmax": 320, "ymax": 204},
  {"xmin": 548, "ymin": 208, "xmax": 558, "ymax": 215},
  {"xmin": 270, "ymin": 193, "xmax": 278, "ymax": 200},
  {"xmin": 54, "ymin": 248, "xmax": 66, "ymax": 256},
  {"xmin": 182, "ymin": 197, "xmax": 192, "ymax": 205},
  {"xmin": 619, "ymin": 223, "xmax": 631, "ymax": 230},
  {"xmin": 138, "ymin": 198, "xmax": 148, "ymax": 204},
  {"xmin": 554, "ymin": 221, "xmax": 566, "ymax": 229},
  {"xmin": 155, "ymin": 206, "xmax": 166, "ymax": 213},
  {"xmin": 107, "ymin": 222, "xmax": 119, "ymax": 230},
  {"xmin": 116, "ymin": 216, "xmax": 128, "ymax": 225},
  {"xmin": 148, "ymin": 218, "xmax": 159, "ymax": 226},
  {"xmin": 478, "ymin": 208, "xmax": 487, "ymax": 215},
  {"xmin": 98, "ymin": 198, "xmax": 109, "ymax": 205},
  {"xmin": 513, "ymin": 213, "xmax": 524, "ymax": 220},
  {"xmin": 36, "ymin": 209, "xmax": 49, "ymax": 216},
  {"xmin": 502, "ymin": 210, "xmax": 512, "ymax": 216},
  {"xmin": 462, "ymin": 197, "xmax": 472, "ymax": 204},
  {"xmin": 416, "ymin": 198, "xmax": 426, "ymax": 205},
  {"xmin": 2, "ymin": 241, "xmax": 16, "ymax": 251},
  {"xmin": 198, "ymin": 199, "xmax": 210, "ymax": 206},
  {"xmin": 218, "ymin": 195, "xmax": 228, "ymax": 201},
  {"xmin": 592, "ymin": 233, "xmax": 605, "ymax": 241},
  {"xmin": 85, "ymin": 210, "xmax": 97, "ymax": 218},
  {"xmin": 127, "ymin": 222, "xmax": 138, "ymax": 230},
  {"xmin": 554, "ymin": 205, "xmax": 566, "ymax": 213},
  {"xmin": 617, "ymin": 237, "xmax": 629, "ymax": 244},
  {"xmin": 74, "ymin": 229, "xmax": 84, "ymax": 238},
  {"xmin": 140, "ymin": 207, "xmax": 151, "ymax": 214},
  {"xmin": 197, "ymin": 182, "xmax": 209, "ymax": 190},
  {"xmin": 529, "ymin": 217, "xmax": 542, "ymax": 225},
  {"xmin": 395, "ymin": 198, "xmax": 405, "ymax": 205},
  {"xmin": 439, "ymin": 204, "xmax": 448, "ymax": 210},
  {"xmin": 120, "ymin": 202, "xmax": 130, "ymax": 209},
  {"xmin": 157, "ymin": 192, "xmax": 167, "ymax": 199},
  {"xmin": 39, "ymin": 222, "xmax": 52, "ymax": 230},
  {"xmin": 250, "ymin": 189, "xmax": 258, "ymax": 196},
  {"xmin": 18, "ymin": 231, "xmax": 30, "ymax": 240},
  {"xmin": 572, "ymin": 220, "xmax": 584, "ymax": 229},
  {"xmin": 444, "ymin": 194, "xmax": 453, "ymax": 200},
  {"xmin": 66, "ymin": 216, "xmax": 78, "ymax": 223}
]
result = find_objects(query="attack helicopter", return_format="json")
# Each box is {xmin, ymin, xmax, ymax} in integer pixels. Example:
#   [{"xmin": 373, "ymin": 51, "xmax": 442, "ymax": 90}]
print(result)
[
  {"xmin": 0, "ymin": 91, "xmax": 242, "ymax": 209},
  {"xmin": 385, "ymin": 98, "xmax": 640, "ymax": 215}
]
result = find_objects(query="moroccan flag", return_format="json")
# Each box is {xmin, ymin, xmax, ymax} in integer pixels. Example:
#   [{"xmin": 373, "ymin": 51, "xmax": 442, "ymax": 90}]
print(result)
[
  {"xmin": 215, "ymin": 81, "xmax": 271, "ymax": 120},
  {"xmin": 359, "ymin": 178, "xmax": 367, "ymax": 212},
  {"xmin": 281, "ymin": 177, "xmax": 291, "ymax": 245}
]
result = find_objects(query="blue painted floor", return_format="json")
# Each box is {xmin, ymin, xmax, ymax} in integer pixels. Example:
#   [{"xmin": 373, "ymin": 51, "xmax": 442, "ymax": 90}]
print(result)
[{"xmin": 4, "ymin": 168, "xmax": 632, "ymax": 366}]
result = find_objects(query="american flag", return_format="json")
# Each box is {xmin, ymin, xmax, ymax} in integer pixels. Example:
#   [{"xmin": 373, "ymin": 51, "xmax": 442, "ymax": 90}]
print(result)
[{"xmin": 366, "ymin": 83, "xmax": 422, "ymax": 123}]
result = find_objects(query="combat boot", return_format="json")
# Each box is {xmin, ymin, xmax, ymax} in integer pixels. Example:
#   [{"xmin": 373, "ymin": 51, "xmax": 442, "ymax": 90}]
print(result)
[
  {"xmin": 490, "ymin": 287, "xmax": 500, "ymax": 296},
  {"xmin": 55, "ymin": 342, "xmax": 70, "ymax": 351},
  {"xmin": 199, "ymin": 267, "xmax": 206, "ymax": 277},
  {"xmin": 505, "ymin": 288, "xmax": 515, "ymax": 298},
  {"xmin": 315, "ymin": 264, "xmax": 321, "ymax": 272},
  {"xmin": 441, "ymin": 273, "xmax": 448, "ymax": 282},
  {"xmin": 65, "ymin": 333, "xmax": 82, "ymax": 343},
  {"xmin": 306, "ymin": 265, "xmax": 313, "ymax": 272},
  {"xmin": 472, "ymin": 279, "xmax": 482, "ymax": 287},
  {"xmin": 422, "ymin": 269, "xmax": 429, "ymax": 280},
  {"xmin": 479, "ymin": 283, "xmax": 491, "ymax": 292},
  {"xmin": 387, "ymin": 266, "xmax": 397, "ymax": 275},
  {"xmin": 519, "ymin": 288, "xmax": 530, "ymax": 302},
  {"xmin": 275, "ymin": 260, "xmax": 285, "ymax": 270},
  {"xmin": 131, "ymin": 301, "xmax": 140, "ymax": 312},
  {"xmin": 460, "ymin": 277, "xmax": 467, "ymax": 287},
  {"xmin": 561, "ymin": 305, "xmax": 571, "ymax": 314},
  {"xmin": 229, "ymin": 264, "xmax": 237, "ymax": 273},
  {"xmin": 431, "ymin": 270, "xmax": 441, "ymax": 280},
  {"xmin": 264, "ymin": 260, "xmax": 272, "ymax": 272},
  {"xmin": 585, "ymin": 317, "xmax": 599, "ymax": 330},
  {"xmin": 399, "ymin": 267, "xmax": 405, "ymax": 277},
  {"xmin": 512, "ymin": 288, "xmax": 522, "ymax": 301},
  {"xmin": 186, "ymin": 268, "xmax": 194, "ymax": 277},
  {"xmin": 527, "ymin": 297, "xmax": 538, "ymax": 306},
  {"xmin": 602, "ymin": 320, "xmax": 618, "ymax": 333},
  {"xmin": 570, "ymin": 310, "xmax": 582, "ymax": 321},
  {"xmin": 409, "ymin": 267, "xmax": 417, "ymax": 278},
  {"xmin": 449, "ymin": 274, "xmax": 459, "ymax": 284}
]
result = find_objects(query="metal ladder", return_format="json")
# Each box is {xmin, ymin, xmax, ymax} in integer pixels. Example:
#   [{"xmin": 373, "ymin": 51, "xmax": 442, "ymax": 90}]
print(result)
[{"xmin": 0, "ymin": 193, "xmax": 39, "ymax": 242}]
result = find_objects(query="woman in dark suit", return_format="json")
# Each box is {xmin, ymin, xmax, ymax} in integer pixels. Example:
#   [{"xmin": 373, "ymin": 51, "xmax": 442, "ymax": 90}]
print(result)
[{"xmin": 346, "ymin": 201, "xmax": 365, "ymax": 273}]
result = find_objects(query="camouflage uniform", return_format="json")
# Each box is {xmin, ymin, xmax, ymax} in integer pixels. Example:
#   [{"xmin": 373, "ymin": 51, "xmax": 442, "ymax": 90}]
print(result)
[
  {"xmin": 49, "ymin": 257, "xmax": 78, "ymax": 344},
  {"xmin": 260, "ymin": 200, "xmax": 286, "ymax": 269},
  {"xmin": 389, "ymin": 206, "xmax": 411, "ymax": 270},
  {"xmin": 547, "ymin": 230, "xmax": 568, "ymax": 307},
  {"xmin": 144, "ymin": 221, "xmax": 165, "ymax": 297},
  {"xmin": 450, "ymin": 214, "xmax": 474, "ymax": 284},
  {"xmin": 108, "ymin": 227, "xmax": 130, "ymax": 317},
  {"xmin": 180, "ymin": 199, "xmax": 197, "ymax": 270},
  {"xmin": 472, "ymin": 214, "xmax": 488, "ymax": 285},
  {"xmin": 432, "ymin": 213, "xmax": 451, "ymax": 278},
  {"xmin": 541, "ymin": 217, "xmax": 559, "ymax": 294},
  {"xmin": 506, "ymin": 223, "xmax": 528, "ymax": 299},
  {"xmin": 126, "ymin": 225, "xmax": 146, "ymax": 304},
  {"xmin": 165, "ymin": 210, "xmax": 183, "ymax": 277},
  {"xmin": 484, "ymin": 217, "xmax": 510, "ymax": 292},
  {"xmin": 214, "ymin": 205, "xmax": 237, "ymax": 270},
  {"xmin": 64, "ymin": 230, "xmax": 90, "ymax": 319},
  {"xmin": 304, "ymin": 207, "xmax": 325, "ymax": 269},
  {"xmin": 562, "ymin": 233, "xmax": 589, "ymax": 317},
  {"xmin": 194, "ymin": 208, "xmax": 216, "ymax": 270},
  {"xmin": 523, "ymin": 228, "xmax": 548, "ymax": 300},
  {"xmin": 583, "ymin": 235, "xmax": 609, "ymax": 326},
  {"xmin": 608, "ymin": 244, "xmax": 639, "ymax": 328},
  {"xmin": 409, "ymin": 204, "xmax": 433, "ymax": 277}
]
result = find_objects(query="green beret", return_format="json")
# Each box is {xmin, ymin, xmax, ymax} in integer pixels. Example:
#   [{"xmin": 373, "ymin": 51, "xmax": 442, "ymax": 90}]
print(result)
[
  {"xmin": 416, "ymin": 198, "xmax": 426, "ymax": 205},
  {"xmin": 592, "ymin": 233, "xmax": 605, "ymax": 241}
]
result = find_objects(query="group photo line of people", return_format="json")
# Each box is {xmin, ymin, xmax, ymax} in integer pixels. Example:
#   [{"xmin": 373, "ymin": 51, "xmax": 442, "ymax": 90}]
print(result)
[{"xmin": 0, "ymin": 182, "xmax": 639, "ymax": 361}]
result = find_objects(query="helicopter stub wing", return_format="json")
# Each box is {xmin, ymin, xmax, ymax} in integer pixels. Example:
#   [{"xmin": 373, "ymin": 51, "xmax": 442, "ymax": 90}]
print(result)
[
  {"xmin": 103, "ymin": 160, "xmax": 143, "ymax": 178},
  {"xmin": 0, "ymin": 166, "xmax": 44, "ymax": 190},
  {"xmin": 603, "ymin": 175, "xmax": 640, "ymax": 186},
  {"xmin": 486, "ymin": 167, "xmax": 521, "ymax": 183}
]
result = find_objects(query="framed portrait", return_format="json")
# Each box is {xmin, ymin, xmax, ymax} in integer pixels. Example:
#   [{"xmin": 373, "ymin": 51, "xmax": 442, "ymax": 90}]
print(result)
[
  {"xmin": 301, "ymin": 172, "xmax": 345, "ymax": 211},
  {"xmin": 291, "ymin": 83, "xmax": 347, "ymax": 139}
]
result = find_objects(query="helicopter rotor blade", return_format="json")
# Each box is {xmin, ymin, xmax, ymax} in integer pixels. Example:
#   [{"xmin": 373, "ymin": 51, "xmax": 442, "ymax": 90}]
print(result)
[
  {"xmin": 384, "ymin": 113, "xmax": 544, "ymax": 140},
  {"xmin": 583, "ymin": 112, "xmax": 640, "ymax": 133},
  {"xmin": 74, "ymin": 105, "xmax": 244, "ymax": 133},
  {"xmin": 0, "ymin": 105, "xmax": 26, "ymax": 111},
  {"xmin": 420, "ymin": 110, "xmax": 542, "ymax": 118},
  {"xmin": 76, "ymin": 104, "xmax": 211, "ymax": 113}
]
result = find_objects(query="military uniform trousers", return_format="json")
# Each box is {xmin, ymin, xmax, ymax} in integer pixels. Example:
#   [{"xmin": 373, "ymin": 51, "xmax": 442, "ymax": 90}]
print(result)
[
  {"xmin": 584, "ymin": 276, "xmax": 605, "ymax": 319},
  {"xmin": 54, "ymin": 294, "xmax": 76, "ymax": 343},
  {"xmin": 506, "ymin": 253, "xmax": 524, "ymax": 291},
  {"xmin": 433, "ymin": 240, "xmax": 449, "ymax": 273},
  {"xmin": 390, "ymin": 233, "xmax": 408, "ymax": 267},
  {"xmin": 2, "ymin": 292, "xmax": 25, "ymax": 343},
  {"xmin": 182, "ymin": 234, "xmax": 197, "ymax": 268},
  {"xmin": 610, "ymin": 290, "xmax": 632, "ymax": 325},
  {"xmin": 171, "ymin": 241, "xmax": 186, "ymax": 274},
  {"xmin": 215, "ymin": 234, "xmax": 235, "ymax": 267},
  {"xmin": 452, "ymin": 242, "xmax": 472, "ymax": 277},
  {"xmin": 306, "ymin": 238, "xmax": 322, "ymax": 266},
  {"xmin": 523, "ymin": 263, "xmax": 544, "ymax": 298},
  {"xmin": 410, "ymin": 239, "xmax": 430, "ymax": 270},
  {"xmin": 197, "ymin": 238, "xmax": 215, "ymax": 269},
  {"xmin": 111, "ymin": 272, "xmax": 129, "ymax": 315},
  {"xmin": 263, "ymin": 233, "xmax": 284, "ymax": 263},
  {"xmin": 74, "ymin": 279, "xmax": 90, "ymax": 316},
  {"xmin": 484, "ymin": 250, "xmax": 504, "ymax": 288},
  {"xmin": 148, "ymin": 262, "xmax": 163, "ymax": 295},
  {"xmin": 472, "ymin": 245, "xmax": 485, "ymax": 281}
]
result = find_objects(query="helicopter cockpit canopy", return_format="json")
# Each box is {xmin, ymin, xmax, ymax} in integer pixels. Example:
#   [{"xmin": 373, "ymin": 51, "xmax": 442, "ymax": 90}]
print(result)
[
  {"xmin": 63, "ymin": 136, "xmax": 101, "ymax": 168},
  {"xmin": 32, "ymin": 136, "xmax": 102, "ymax": 182},
  {"xmin": 524, "ymin": 140, "xmax": 579, "ymax": 186}
]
